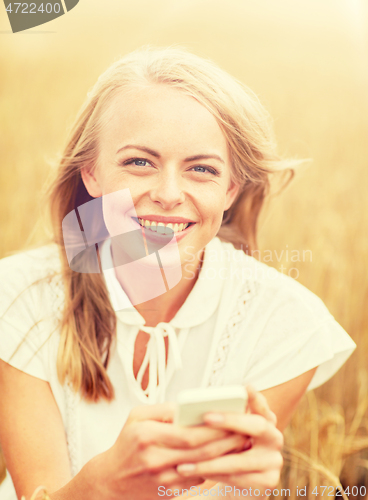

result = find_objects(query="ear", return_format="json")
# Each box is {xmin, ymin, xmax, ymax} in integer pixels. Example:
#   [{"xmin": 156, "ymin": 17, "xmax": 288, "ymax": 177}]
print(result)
[
  {"xmin": 80, "ymin": 166, "xmax": 103, "ymax": 198},
  {"xmin": 224, "ymin": 179, "xmax": 240, "ymax": 211}
]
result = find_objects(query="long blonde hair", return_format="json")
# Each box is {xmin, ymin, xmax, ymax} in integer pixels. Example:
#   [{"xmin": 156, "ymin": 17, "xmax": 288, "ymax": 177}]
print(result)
[{"xmin": 45, "ymin": 46, "xmax": 296, "ymax": 401}]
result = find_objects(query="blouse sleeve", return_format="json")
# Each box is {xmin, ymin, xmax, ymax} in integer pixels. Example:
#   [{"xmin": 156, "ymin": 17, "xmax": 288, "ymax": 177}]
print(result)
[
  {"xmin": 0, "ymin": 250, "xmax": 56, "ymax": 382},
  {"xmin": 242, "ymin": 278, "xmax": 357, "ymax": 392}
]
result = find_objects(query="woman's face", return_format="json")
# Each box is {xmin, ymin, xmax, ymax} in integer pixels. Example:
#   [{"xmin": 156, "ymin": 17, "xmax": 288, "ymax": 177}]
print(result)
[{"xmin": 81, "ymin": 84, "xmax": 239, "ymax": 269}]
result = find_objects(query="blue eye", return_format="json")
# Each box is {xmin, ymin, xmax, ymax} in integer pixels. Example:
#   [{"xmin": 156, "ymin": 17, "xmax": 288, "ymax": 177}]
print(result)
[
  {"xmin": 191, "ymin": 165, "xmax": 218, "ymax": 175},
  {"xmin": 124, "ymin": 158, "xmax": 152, "ymax": 167},
  {"xmin": 133, "ymin": 159, "xmax": 150, "ymax": 166}
]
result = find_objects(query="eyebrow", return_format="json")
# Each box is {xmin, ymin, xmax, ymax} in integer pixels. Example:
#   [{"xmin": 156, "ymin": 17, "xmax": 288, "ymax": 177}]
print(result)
[{"xmin": 116, "ymin": 145, "xmax": 225, "ymax": 164}]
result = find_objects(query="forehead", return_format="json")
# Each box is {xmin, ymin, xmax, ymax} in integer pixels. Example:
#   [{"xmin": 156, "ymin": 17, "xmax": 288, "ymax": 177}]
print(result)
[{"xmin": 98, "ymin": 85, "xmax": 229, "ymax": 160}]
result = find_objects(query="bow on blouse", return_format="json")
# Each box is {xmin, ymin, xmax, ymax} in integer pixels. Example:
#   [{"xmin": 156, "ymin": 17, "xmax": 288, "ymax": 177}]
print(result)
[{"xmin": 134, "ymin": 322, "xmax": 183, "ymax": 403}]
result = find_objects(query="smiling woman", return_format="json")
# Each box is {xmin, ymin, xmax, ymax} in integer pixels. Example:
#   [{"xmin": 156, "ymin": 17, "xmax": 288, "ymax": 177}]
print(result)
[
  {"xmin": 80, "ymin": 83, "xmax": 239, "ymax": 298},
  {"xmin": 0, "ymin": 46, "xmax": 356, "ymax": 500}
]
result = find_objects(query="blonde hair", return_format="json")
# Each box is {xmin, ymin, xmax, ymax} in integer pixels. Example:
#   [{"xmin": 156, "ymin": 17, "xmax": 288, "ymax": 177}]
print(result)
[{"xmin": 44, "ymin": 46, "xmax": 297, "ymax": 401}]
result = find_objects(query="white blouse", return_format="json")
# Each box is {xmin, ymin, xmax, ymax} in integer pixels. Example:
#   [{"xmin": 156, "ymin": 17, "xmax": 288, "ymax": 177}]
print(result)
[{"xmin": 0, "ymin": 237, "xmax": 356, "ymax": 499}]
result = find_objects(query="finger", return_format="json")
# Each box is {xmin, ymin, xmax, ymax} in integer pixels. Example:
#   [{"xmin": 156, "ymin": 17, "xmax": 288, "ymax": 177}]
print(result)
[
  {"xmin": 203, "ymin": 412, "xmax": 273, "ymax": 438},
  {"xmin": 149, "ymin": 433, "xmax": 248, "ymax": 471},
  {"xmin": 126, "ymin": 403, "xmax": 176, "ymax": 424},
  {"xmin": 246, "ymin": 385, "xmax": 277, "ymax": 424},
  {"xmin": 202, "ymin": 413, "xmax": 283, "ymax": 449},
  {"xmin": 154, "ymin": 467, "xmax": 205, "ymax": 487},
  {"xmin": 135, "ymin": 420, "xmax": 231, "ymax": 449},
  {"xmin": 176, "ymin": 446, "xmax": 283, "ymax": 476}
]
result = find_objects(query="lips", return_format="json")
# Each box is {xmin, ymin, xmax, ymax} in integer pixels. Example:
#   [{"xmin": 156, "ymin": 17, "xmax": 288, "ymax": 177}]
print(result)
[{"xmin": 134, "ymin": 215, "xmax": 196, "ymax": 224}]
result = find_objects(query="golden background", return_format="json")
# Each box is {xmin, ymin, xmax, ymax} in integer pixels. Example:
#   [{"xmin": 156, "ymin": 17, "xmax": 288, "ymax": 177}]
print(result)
[{"xmin": 1, "ymin": 0, "xmax": 368, "ymax": 496}]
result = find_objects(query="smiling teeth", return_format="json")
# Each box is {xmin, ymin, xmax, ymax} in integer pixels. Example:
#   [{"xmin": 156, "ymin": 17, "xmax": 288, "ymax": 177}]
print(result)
[{"xmin": 137, "ymin": 218, "xmax": 190, "ymax": 233}]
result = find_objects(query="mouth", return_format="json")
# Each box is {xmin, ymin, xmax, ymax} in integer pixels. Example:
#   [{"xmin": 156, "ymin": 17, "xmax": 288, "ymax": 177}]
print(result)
[{"xmin": 131, "ymin": 217, "xmax": 196, "ymax": 235}]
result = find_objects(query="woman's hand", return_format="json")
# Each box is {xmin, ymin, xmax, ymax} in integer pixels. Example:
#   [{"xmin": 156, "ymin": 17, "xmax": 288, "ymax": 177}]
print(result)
[
  {"xmin": 175, "ymin": 386, "xmax": 284, "ymax": 498},
  {"xmin": 87, "ymin": 403, "xmax": 248, "ymax": 500}
]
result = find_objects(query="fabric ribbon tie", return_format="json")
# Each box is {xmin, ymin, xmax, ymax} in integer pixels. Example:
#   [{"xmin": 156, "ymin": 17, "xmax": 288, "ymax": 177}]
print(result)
[{"xmin": 136, "ymin": 322, "xmax": 182, "ymax": 403}]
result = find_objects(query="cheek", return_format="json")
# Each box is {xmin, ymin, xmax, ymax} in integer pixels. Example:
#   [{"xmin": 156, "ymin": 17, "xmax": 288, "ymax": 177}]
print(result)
[
  {"xmin": 198, "ymin": 189, "xmax": 227, "ymax": 221},
  {"xmin": 101, "ymin": 189, "xmax": 135, "ymax": 236},
  {"xmin": 103, "ymin": 174, "xmax": 144, "ymax": 200}
]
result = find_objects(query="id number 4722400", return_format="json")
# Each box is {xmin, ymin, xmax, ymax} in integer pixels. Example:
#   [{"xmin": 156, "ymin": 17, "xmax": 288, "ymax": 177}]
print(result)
[
  {"xmin": 313, "ymin": 485, "xmax": 367, "ymax": 497},
  {"xmin": 5, "ymin": 3, "xmax": 61, "ymax": 14}
]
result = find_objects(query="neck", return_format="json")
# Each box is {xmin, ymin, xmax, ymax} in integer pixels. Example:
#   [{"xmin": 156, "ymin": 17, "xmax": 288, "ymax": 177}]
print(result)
[{"xmin": 111, "ymin": 244, "xmax": 204, "ymax": 326}]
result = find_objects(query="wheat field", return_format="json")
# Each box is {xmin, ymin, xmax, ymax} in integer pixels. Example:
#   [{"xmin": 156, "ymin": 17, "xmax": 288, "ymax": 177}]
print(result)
[{"xmin": 1, "ymin": 0, "xmax": 368, "ymax": 497}]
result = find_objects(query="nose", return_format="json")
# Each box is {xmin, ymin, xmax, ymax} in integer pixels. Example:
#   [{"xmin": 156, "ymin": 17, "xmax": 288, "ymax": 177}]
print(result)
[{"xmin": 149, "ymin": 170, "xmax": 185, "ymax": 210}]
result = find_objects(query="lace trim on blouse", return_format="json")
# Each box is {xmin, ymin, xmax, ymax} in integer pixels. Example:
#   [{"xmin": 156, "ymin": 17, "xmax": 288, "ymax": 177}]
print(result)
[
  {"xmin": 208, "ymin": 280, "xmax": 259, "ymax": 386},
  {"xmin": 64, "ymin": 381, "xmax": 79, "ymax": 477}
]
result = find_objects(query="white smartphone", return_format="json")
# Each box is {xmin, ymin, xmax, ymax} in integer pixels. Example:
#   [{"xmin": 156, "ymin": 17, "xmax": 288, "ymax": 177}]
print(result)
[{"xmin": 174, "ymin": 385, "xmax": 248, "ymax": 427}]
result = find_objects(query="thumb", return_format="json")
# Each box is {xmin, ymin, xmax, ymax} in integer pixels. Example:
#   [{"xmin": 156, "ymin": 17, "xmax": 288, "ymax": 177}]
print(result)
[{"xmin": 246, "ymin": 385, "xmax": 277, "ymax": 425}]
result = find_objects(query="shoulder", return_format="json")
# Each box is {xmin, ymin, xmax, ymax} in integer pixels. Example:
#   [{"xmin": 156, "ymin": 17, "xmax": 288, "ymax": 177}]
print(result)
[
  {"xmin": 0, "ymin": 243, "xmax": 61, "ymax": 279},
  {"xmin": 0, "ymin": 243, "xmax": 63, "ymax": 315},
  {"xmin": 213, "ymin": 237, "xmax": 332, "ymax": 325},
  {"xmin": 208, "ymin": 238, "xmax": 355, "ymax": 392},
  {"xmin": 0, "ymin": 244, "xmax": 63, "ymax": 382}
]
